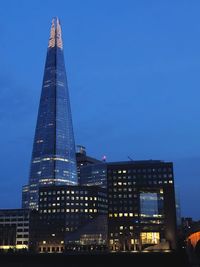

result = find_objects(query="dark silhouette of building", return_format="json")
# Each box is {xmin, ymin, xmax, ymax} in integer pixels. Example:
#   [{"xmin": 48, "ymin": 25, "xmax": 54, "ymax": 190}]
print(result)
[{"xmin": 0, "ymin": 209, "xmax": 29, "ymax": 250}]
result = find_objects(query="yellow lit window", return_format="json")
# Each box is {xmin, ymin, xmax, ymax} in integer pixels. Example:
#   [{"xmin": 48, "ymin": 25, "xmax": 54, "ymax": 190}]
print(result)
[{"xmin": 141, "ymin": 232, "xmax": 160, "ymax": 244}]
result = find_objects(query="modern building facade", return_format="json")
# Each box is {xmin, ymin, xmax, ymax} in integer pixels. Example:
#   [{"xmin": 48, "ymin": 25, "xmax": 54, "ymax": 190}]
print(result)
[
  {"xmin": 29, "ymin": 185, "xmax": 107, "ymax": 253},
  {"xmin": 0, "ymin": 209, "xmax": 29, "ymax": 250},
  {"xmin": 80, "ymin": 163, "xmax": 107, "ymax": 188},
  {"xmin": 107, "ymin": 160, "xmax": 177, "ymax": 251},
  {"xmin": 24, "ymin": 18, "xmax": 77, "ymax": 210},
  {"xmin": 22, "ymin": 185, "xmax": 29, "ymax": 209},
  {"xmin": 76, "ymin": 145, "xmax": 101, "ymax": 183}
]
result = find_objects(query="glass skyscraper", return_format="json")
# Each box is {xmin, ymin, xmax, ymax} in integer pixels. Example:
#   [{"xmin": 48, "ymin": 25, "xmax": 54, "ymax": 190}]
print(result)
[{"xmin": 25, "ymin": 18, "xmax": 77, "ymax": 210}]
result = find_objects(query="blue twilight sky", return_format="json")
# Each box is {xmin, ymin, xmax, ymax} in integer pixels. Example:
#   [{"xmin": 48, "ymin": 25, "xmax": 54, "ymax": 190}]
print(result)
[{"xmin": 0, "ymin": 0, "xmax": 199, "ymax": 219}]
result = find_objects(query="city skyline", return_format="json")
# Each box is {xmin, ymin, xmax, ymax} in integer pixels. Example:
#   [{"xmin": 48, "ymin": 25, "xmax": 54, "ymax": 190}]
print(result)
[{"xmin": 0, "ymin": 1, "xmax": 200, "ymax": 219}]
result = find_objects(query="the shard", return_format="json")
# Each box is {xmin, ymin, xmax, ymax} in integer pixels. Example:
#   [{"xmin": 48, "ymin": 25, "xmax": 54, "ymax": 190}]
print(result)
[{"xmin": 25, "ymin": 18, "xmax": 77, "ymax": 210}]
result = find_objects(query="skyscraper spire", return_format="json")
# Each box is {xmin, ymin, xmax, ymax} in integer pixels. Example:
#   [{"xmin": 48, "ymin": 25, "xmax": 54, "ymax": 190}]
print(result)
[
  {"xmin": 48, "ymin": 17, "xmax": 63, "ymax": 49},
  {"xmin": 56, "ymin": 17, "xmax": 63, "ymax": 49},
  {"xmin": 25, "ymin": 18, "xmax": 77, "ymax": 210},
  {"xmin": 48, "ymin": 18, "xmax": 56, "ymax": 48}
]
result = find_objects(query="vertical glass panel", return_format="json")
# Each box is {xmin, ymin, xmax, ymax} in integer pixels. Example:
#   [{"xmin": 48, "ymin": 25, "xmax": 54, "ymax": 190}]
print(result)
[{"xmin": 140, "ymin": 193, "xmax": 158, "ymax": 217}]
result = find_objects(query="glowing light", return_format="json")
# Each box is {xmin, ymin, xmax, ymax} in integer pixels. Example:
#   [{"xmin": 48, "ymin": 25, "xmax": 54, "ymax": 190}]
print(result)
[
  {"xmin": 187, "ymin": 231, "xmax": 200, "ymax": 247},
  {"xmin": 48, "ymin": 19, "xmax": 56, "ymax": 48},
  {"xmin": 56, "ymin": 18, "xmax": 63, "ymax": 49},
  {"xmin": 102, "ymin": 155, "xmax": 106, "ymax": 161}
]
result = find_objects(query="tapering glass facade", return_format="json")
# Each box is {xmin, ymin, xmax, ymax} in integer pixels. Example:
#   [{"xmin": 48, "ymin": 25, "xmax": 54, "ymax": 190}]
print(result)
[{"xmin": 28, "ymin": 18, "xmax": 77, "ymax": 210}]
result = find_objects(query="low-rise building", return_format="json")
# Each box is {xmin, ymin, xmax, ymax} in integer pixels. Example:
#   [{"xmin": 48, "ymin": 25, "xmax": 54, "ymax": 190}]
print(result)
[
  {"xmin": 0, "ymin": 209, "xmax": 29, "ymax": 250},
  {"xmin": 29, "ymin": 185, "xmax": 107, "ymax": 253}
]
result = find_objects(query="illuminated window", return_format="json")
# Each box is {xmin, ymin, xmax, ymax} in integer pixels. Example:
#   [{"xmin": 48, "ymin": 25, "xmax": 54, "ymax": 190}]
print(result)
[
  {"xmin": 141, "ymin": 232, "xmax": 160, "ymax": 244},
  {"xmin": 140, "ymin": 192, "xmax": 159, "ymax": 218}
]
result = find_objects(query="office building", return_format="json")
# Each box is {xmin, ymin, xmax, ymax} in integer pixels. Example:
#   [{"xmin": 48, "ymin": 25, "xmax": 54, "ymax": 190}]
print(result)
[
  {"xmin": 0, "ymin": 209, "xmax": 29, "ymax": 250},
  {"xmin": 80, "ymin": 163, "xmax": 107, "ymax": 188},
  {"xmin": 29, "ymin": 185, "xmax": 107, "ymax": 253},
  {"xmin": 107, "ymin": 160, "xmax": 177, "ymax": 251},
  {"xmin": 76, "ymin": 145, "xmax": 101, "ymax": 182}
]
